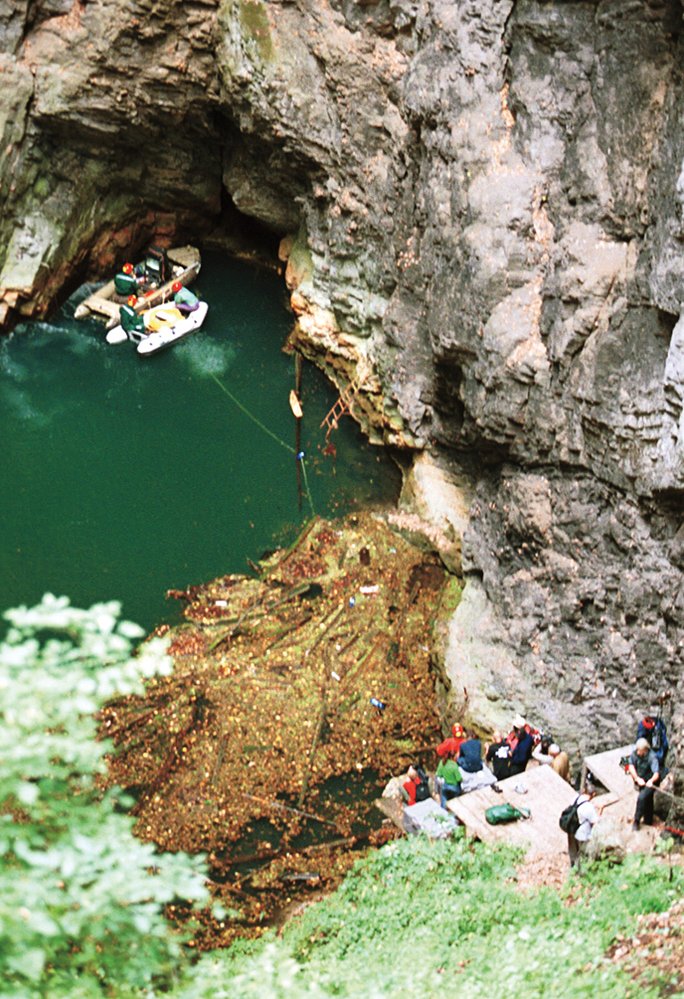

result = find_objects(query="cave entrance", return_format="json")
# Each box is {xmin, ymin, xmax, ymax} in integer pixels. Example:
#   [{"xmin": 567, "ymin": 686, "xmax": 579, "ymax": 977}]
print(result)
[{"xmin": 0, "ymin": 247, "xmax": 401, "ymax": 633}]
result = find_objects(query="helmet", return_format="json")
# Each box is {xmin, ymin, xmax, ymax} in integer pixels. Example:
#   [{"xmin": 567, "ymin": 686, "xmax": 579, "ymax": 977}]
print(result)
[
  {"xmin": 122, "ymin": 262, "xmax": 134, "ymax": 275},
  {"xmin": 172, "ymin": 281, "xmax": 182, "ymax": 293},
  {"xmin": 127, "ymin": 294, "xmax": 138, "ymax": 306}
]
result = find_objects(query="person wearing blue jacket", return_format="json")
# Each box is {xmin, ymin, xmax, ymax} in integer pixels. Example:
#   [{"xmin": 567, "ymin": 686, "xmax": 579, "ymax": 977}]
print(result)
[
  {"xmin": 457, "ymin": 733, "xmax": 483, "ymax": 773},
  {"xmin": 636, "ymin": 712, "xmax": 668, "ymax": 770},
  {"xmin": 508, "ymin": 715, "xmax": 535, "ymax": 777}
]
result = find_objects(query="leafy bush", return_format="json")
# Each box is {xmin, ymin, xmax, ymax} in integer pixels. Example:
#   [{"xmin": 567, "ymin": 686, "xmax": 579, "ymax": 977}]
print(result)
[
  {"xmin": 181, "ymin": 833, "xmax": 683, "ymax": 998},
  {"xmin": 0, "ymin": 595, "xmax": 209, "ymax": 998},
  {"xmin": 3, "ymin": 595, "xmax": 678, "ymax": 998}
]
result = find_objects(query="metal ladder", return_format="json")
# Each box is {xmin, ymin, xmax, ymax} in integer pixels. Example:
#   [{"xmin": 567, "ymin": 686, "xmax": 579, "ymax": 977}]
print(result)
[{"xmin": 320, "ymin": 378, "xmax": 359, "ymax": 440}]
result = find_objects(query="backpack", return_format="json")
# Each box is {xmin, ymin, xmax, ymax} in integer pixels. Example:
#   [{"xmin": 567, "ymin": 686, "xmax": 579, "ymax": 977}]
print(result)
[
  {"xmin": 652, "ymin": 718, "xmax": 667, "ymax": 755},
  {"xmin": 637, "ymin": 716, "xmax": 669, "ymax": 763},
  {"xmin": 559, "ymin": 796, "xmax": 582, "ymax": 836},
  {"xmin": 485, "ymin": 803, "xmax": 530, "ymax": 825},
  {"xmin": 414, "ymin": 767, "xmax": 431, "ymax": 803}
]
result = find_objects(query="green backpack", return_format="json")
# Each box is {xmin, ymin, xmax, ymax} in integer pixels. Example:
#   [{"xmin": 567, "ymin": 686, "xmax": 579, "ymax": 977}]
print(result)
[{"xmin": 485, "ymin": 803, "xmax": 531, "ymax": 825}]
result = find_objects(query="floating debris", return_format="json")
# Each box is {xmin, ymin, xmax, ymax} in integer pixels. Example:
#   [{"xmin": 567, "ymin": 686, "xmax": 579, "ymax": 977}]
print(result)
[{"xmin": 101, "ymin": 511, "xmax": 456, "ymax": 947}]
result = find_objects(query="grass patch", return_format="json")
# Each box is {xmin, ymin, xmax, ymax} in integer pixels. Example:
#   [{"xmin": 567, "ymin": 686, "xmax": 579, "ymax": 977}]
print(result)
[{"xmin": 179, "ymin": 834, "xmax": 683, "ymax": 997}]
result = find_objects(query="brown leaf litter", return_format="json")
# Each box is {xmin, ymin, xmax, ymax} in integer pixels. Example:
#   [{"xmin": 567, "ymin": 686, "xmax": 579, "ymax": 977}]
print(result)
[{"xmin": 99, "ymin": 511, "xmax": 452, "ymax": 946}]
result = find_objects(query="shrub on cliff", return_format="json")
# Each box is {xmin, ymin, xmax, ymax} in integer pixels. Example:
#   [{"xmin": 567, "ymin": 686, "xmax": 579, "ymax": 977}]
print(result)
[{"xmin": 0, "ymin": 595, "xmax": 209, "ymax": 997}]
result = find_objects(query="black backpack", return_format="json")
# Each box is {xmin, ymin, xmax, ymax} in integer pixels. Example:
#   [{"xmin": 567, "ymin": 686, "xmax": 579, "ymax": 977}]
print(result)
[
  {"xmin": 559, "ymin": 795, "xmax": 582, "ymax": 836},
  {"xmin": 414, "ymin": 767, "xmax": 431, "ymax": 803}
]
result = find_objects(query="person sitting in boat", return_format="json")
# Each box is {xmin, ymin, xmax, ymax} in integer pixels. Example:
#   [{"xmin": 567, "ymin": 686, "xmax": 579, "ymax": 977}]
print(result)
[
  {"xmin": 172, "ymin": 281, "xmax": 200, "ymax": 314},
  {"xmin": 129, "ymin": 262, "xmax": 148, "ymax": 287}
]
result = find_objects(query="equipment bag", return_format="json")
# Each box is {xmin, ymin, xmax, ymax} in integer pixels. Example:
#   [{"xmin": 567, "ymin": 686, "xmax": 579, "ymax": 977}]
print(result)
[
  {"xmin": 414, "ymin": 766, "xmax": 431, "ymax": 803},
  {"xmin": 485, "ymin": 803, "xmax": 530, "ymax": 825},
  {"xmin": 559, "ymin": 796, "xmax": 582, "ymax": 836}
]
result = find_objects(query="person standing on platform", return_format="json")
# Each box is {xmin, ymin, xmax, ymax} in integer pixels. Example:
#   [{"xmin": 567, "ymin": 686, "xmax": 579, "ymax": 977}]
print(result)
[
  {"xmin": 549, "ymin": 744, "xmax": 571, "ymax": 783},
  {"xmin": 567, "ymin": 781, "xmax": 599, "ymax": 872},
  {"xmin": 486, "ymin": 730, "xmax": 512, "ymax": 782},
  {"xmin": 628, "ymin": 738, "xmax": 660, "ymax": 831}
]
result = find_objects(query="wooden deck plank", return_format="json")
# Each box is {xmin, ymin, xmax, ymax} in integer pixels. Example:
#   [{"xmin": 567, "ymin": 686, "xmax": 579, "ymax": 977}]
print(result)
[
  {"xmin": 447, "ymin": 765, "xmax": 581, "ymax": 856},
  {"xmin": 583, "ymin": 744, "xmax": 635, "ymax": 797}
]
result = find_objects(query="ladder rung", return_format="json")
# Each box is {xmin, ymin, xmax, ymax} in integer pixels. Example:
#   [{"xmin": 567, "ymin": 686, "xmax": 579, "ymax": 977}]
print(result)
[{"xmin": 320, "ymin": 381, "xmax": 359, "ymax": 431}]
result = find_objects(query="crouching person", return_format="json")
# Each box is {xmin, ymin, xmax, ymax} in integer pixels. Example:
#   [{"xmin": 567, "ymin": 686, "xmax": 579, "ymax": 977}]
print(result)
[{"xmin": 401, "ymin": 765, "xmax": 431, "ymax": 806}]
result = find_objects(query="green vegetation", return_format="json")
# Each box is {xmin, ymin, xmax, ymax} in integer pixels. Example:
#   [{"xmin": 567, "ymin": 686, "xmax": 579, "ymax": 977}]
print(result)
[
  {"xmin": 1, "ymin": 596, "xmax": 681, "ymax": 998},
  {"xmin": 0, "ymin": 596, "xmax": 210, "ymax": 998},
  {"xmin": 182, "ymin": 835, "xmax": 683, "ymax": 998},
  {"xmin": 238, "ymin": 0, "xmax": 275, "ymax": 64}
]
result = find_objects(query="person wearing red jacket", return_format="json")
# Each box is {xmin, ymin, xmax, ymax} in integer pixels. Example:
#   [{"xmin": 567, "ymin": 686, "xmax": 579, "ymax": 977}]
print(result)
[
  {"xmin": 436, "ymin": 722, "xmax": 466, "ymax": 759},
  {"xmin": 401, "ymin": 765, "xmax": 430, "ymax": 805}
]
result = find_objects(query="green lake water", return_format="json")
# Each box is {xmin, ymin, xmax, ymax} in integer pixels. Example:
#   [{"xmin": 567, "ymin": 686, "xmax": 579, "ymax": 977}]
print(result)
[{"xmin": 0, "ymin": 251, "xmax": 400, "ymax": 632}]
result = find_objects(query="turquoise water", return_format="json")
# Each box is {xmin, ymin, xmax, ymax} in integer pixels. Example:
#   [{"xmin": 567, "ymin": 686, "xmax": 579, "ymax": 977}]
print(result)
[{"xmin": 0, "ymin": 251, "xmax": 400, "ymax": 631}]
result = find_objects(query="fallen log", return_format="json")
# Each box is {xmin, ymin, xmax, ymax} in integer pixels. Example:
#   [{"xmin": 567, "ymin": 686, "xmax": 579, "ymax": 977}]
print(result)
[
  {"xmin": 209, "ymin": 581, "xmax": 318, "ymax": 651},
  {"xmin": 239, "ymin": 792, "xmax": 338, "ymax": 828},
  {"xmin": 227, "ymin": 835, "xmax": 358, "ymax": 868}
]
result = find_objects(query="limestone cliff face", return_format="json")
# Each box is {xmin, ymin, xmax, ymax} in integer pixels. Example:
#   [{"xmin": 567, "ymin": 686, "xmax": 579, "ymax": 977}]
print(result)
[{"xmin": 1, "ymin": 0, "xmax": 682, "ymax": 767}]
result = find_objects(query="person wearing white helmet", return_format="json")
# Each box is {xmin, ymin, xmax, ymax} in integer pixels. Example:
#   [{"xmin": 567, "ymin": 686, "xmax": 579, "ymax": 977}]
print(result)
[{"xmin": 508, "ymin": 715, "xmax": 534, "ymax": 777}]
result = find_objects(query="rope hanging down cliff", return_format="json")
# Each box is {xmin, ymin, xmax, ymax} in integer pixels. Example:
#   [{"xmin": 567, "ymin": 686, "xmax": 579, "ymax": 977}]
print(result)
[{"xmin": 209, "ymin": 372, "xmax": 316, "ymax": 517}]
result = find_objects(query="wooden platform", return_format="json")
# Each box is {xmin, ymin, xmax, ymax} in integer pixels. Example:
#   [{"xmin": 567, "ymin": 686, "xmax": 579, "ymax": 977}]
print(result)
[
  {"xmin": 583, "ymin": 744, "xmax": 635, "ymax": 797},
  {"xmin": 446, "ymin": 765, "xmax": 580, "ymax": 856},
  {"xmin": 375, "ymin": 746, "xmax": 663, "ymax": 855}
]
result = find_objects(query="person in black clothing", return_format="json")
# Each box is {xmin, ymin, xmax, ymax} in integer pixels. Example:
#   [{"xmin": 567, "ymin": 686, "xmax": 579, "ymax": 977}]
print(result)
[
  {"xmin": 508, "ymin": 715, "xmax": 534, "ymax": 777},
  {"xmin": 628, "ymin": 738, "xmax": 660, "ymax": 831},
  {"xmin": 486, "ymin": 730, "xmax": 512, "ymax": 782}
]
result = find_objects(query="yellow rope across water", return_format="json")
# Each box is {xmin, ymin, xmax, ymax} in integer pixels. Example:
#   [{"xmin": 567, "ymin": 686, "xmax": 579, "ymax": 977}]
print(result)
[{"xmin": 209, "ymin": 372, "xmax": 316, "ymax": 517}]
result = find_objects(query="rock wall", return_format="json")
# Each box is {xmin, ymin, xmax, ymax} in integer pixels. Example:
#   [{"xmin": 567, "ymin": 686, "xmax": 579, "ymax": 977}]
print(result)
[{"xmin": 1, "ymin": 0, "xmax": 682, "ymax": 777}]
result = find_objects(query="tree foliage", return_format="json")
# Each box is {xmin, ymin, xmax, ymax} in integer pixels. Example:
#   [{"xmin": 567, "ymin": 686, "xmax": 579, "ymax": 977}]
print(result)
[{"xmin": 0, "ymin": 595, "xmax": 209, "ymax": 998}]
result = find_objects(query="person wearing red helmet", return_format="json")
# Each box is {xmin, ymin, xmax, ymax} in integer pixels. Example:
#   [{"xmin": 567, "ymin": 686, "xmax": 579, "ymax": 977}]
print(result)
[
  {"xmin": 173, "ymin": 282, "xmax": 199, "ymax": 314},
  {"xmin": 436, "ymin": 722, "xmax": 466, "ymax": 759}
]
